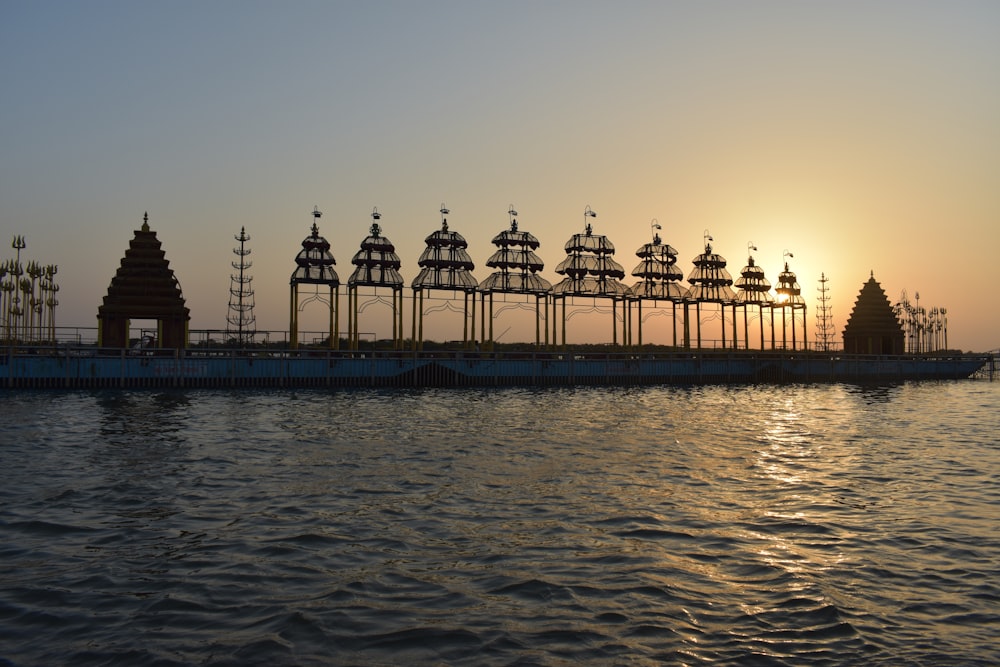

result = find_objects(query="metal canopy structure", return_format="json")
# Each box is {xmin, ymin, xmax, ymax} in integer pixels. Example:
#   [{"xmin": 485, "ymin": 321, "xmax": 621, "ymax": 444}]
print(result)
[
  {"xmin": 347, "ymin": 208, "xmax": 404, "ymax": 350},
  {"xmin": 411, "ymin": 205, "xmax": 478, "ymax": 350},
  {"xmin": 733, "ymin": 243, "xmax": 773, "ymax": 350},
  {"xmin": 478, "ymin": 206, "xmax": 552, "ymax": 348},
  {"xmin": 97, "ymin": 213, "xmax": 189, "ymax": 349},
  {"xmin": 684, "ymin": 230, "xmax": 736, "ymax": 348},
  {"xmin": 550, "ymin": 207, "xmax": 629, "ymax": 347},
  {"xmin": 289, "ymin": 207, "xmax": 340, "ymax": 349},
  {"xmin": 628, "ymin": 220, "xmax": 686, "ymax": 347},
  {"xmin": 773, "ymin": 251, "xmax": 806, "ymax": 350}
]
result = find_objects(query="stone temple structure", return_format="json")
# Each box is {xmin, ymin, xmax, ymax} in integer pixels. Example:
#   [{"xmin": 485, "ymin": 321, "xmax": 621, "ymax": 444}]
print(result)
[
  {"xmin": 842, "ymin": 272, "xmax": 905, "ymax": 355},
  {"xmin": 97, "ymin": 213, "xmax": 189, "ymax": 349}
]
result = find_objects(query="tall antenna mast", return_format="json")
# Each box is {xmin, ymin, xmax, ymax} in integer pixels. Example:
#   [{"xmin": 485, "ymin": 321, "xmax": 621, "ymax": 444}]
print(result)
[
  {"xmin": 226, "ymin": 226, "xmax": 256, "ymax": 346},
  {"xmin": 816, "ymin": 272, "xmax": 834, "ymax": 351}
]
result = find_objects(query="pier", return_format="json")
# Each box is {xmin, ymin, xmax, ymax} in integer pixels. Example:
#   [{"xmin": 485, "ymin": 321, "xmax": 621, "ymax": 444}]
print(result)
[
  {"xmin": 972, "ymin": 351, "xmax": 999, "ymax": 381},
  {"xmin": 2, "ymin": 344, "xmax": 988, "ymax": 390}
]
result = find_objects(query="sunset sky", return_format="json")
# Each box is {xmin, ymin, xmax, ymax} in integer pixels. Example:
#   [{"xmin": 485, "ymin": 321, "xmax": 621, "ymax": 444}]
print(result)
[{"xmin": 2, "ymin": 1, "xmax": 998, "ymax": 351}]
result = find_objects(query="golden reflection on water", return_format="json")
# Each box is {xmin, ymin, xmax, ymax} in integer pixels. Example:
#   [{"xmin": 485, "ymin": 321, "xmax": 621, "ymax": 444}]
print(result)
[
  {"xmin": 4, "ymin": 383, "xmax": 998, "ymax": 665},
  {"xmin": 740, "ymin": 388, "xmax": 858, "ymax": 583},
  {"xmin": 606, "ymin": 385, "xmax": 867, "ymax": 636}
]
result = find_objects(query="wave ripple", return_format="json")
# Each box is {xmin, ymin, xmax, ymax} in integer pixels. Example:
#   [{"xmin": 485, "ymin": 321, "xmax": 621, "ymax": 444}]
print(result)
[{"xmin": 1, "ymin": 384, "xmax": 998, "ymax": 665}]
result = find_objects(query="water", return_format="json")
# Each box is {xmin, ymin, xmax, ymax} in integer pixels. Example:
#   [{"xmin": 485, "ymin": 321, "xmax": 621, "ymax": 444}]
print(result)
[{"xmin": 1, "ymin": 382, "xmax": 998, "ymax": 666}]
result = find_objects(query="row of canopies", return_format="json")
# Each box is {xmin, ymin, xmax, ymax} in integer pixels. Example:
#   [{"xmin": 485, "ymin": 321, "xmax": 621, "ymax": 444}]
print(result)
[
  {"xmin": 289, "ymin": 205, "xmax": 807, "ymax": 351},
  {"xmin": 294, "ymin": 205, "xmax": 805, "ymax": 304}
]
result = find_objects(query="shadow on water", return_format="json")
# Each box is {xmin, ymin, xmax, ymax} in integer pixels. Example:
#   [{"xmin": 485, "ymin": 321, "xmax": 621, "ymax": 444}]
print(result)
[
  {"xmin": 96, "ymin": 389, "xmax": 192, "ymax": 446},
  {"xmin": 843, "ymin": 383, "xmax": 903, "ymax": 405},
  {"xmin": 89, "ymin": 390, "xmax": 195, "ymax": 524}
]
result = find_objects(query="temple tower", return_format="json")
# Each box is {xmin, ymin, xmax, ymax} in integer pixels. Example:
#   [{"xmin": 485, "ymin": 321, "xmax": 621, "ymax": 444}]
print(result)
[
  {"xmin": 97, "ymin": 213, "xmax": 190, "ymax": 349},
  {"xmin": 843, "ymin": 272, "xmax": 904, "ymax": 354}
]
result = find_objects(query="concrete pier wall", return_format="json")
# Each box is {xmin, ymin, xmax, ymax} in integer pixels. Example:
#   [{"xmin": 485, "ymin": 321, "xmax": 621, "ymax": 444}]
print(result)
[{"xmin": 1, "ymin": 347, "xmax": 988, "ymax": 389}]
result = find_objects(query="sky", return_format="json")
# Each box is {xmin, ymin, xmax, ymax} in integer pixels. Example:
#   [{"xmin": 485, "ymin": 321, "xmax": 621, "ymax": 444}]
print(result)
[{"xmin": 2, "ymin": 1, "xmax": 998, "ymax": 351}]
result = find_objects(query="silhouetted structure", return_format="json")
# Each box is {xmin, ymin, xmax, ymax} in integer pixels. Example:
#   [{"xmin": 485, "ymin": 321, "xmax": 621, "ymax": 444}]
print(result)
[
  {"xmin": 2, "ymin": 237, "xmax": 27, "ymax": 342},
  {"xmin": 733, "ymin": 244, "xmax": 772, "ymax": 350},
  {"xmin": 70, "ymin": 205, "xmax": 972, "ymax": 358},
  {"xmin": 348, "ymin": 208, "xmax": 404, "ymax": 350},
  {"xmin": 772, "ymin": 252, "xmax": 806, "ymax": 350},
  {"xmin": 226, "ymin": 227, "xmax": 256, "ymax": 346},
  {"xmin": 551, "ymin": 207, "xmax": 629, "ymax": 347},
  {"xmin": 289, "ymin": 208, "xmax": 339, "ymax": 349},
  {"xmin": 927, "ymin": 307, "xmax": 948, "ymax": 352},
  {"xmin": 1, "ymin": 237, "xmax": 60, "ymax": 344},
  {"xmin": 815, "ymin": 273, "xmax": 834, "ymax": 351},
  {"xmin": 629, "ymin": 220, "xmax": 685, "ymax": 347},
  {"xmin": 843, "ymin": 272, "xmax": 904, "ymax": 355},
  {"xmin": 97, "ymin": 213, "xmax": 189, "ymax": 349},
  {"xmin": 685, "ymin": 231, "xmax": 736, "ymax": 348},
  {"xmin": 478, "ymin": 206, "xmax": 551, "ymax": 348},
  {"xmin": 1, "ymin": 238, "xmax": 60, "ymax": 344},
  {"xmin": 411, "ymin": 205, "xmax": 478, "ymax": 350},
  {"xmin": 40, "ymin": 263, "xmax": 59, "ymax": 343},
  {"xmin": 895, "ymin": 290, "xmax": 948, "ymax": 353}
]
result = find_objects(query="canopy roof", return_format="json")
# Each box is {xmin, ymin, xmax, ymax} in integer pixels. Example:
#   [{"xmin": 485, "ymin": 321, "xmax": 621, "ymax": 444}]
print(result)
[
  {"xmin": 630, "ymin": 231, "xmax": 685, "ymax": 301},
  {"xmin": 479, "ymin": 208, "xmax": 552, "ymax": 294},
  {"xmin": 687, "ymin": 239, "xmax": 736, "ymax": 302},
  {"xmin": 290, "ymin": 210, "xmax": 339, "ymax": 286},
  {"xmin": 552, "ymin": 221, "xmax": 629, "ymax": 296},
  {"xmin": 734, "ymin": 255, "xmax": 774, "ymax": 304},
  {"xmin": 774, "ymin": 260, "xmax": 805, "ymax": 305},
  {"xmin": 349, "ymin": 217, "xmax": 403, "ymax": 287},
  {"xmin": 411, "ymin": 206, "xmax": 478, "ymax": 291}
]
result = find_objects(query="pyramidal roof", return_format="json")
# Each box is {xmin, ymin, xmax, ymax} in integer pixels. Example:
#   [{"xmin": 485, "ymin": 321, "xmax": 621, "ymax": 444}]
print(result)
[
  {"xmin": 98, "ymin": 213, "xmax": 189, "ymax": 319},
  {"xmin": 843, "ymin": 272, "xmax": 903, "ymax": 336}
]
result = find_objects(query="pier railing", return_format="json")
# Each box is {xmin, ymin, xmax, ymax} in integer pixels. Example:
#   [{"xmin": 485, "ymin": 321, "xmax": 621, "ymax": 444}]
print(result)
[
  {"xmin": 2, "ymin": 344, "xmax": 990, "ymax": 389},
  {"xmin": 3, "ymin": 326, "xmax": 852, "ymax": 353}
]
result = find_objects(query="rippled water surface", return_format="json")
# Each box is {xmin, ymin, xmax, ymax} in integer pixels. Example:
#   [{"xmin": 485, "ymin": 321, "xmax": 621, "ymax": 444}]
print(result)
[{"xmin": 1, "ymin": 382, "xmax": 998, "ymax": 666}]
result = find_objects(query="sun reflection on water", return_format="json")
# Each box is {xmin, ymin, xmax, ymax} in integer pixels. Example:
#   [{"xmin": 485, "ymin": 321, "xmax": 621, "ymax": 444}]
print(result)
[{"xmin": 738, "ymin": 388, "xmax": 860, "ymax": 584}]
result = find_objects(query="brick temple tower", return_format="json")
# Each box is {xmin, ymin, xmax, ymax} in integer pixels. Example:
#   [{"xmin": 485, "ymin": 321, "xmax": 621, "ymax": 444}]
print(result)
[
  {"xmin": 97, "ymin": 213, "xmax": 190, "ymax": 349},
  {"xmin": 842, "ymin": 272, "xmax": 905, "ymax": 355}
]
